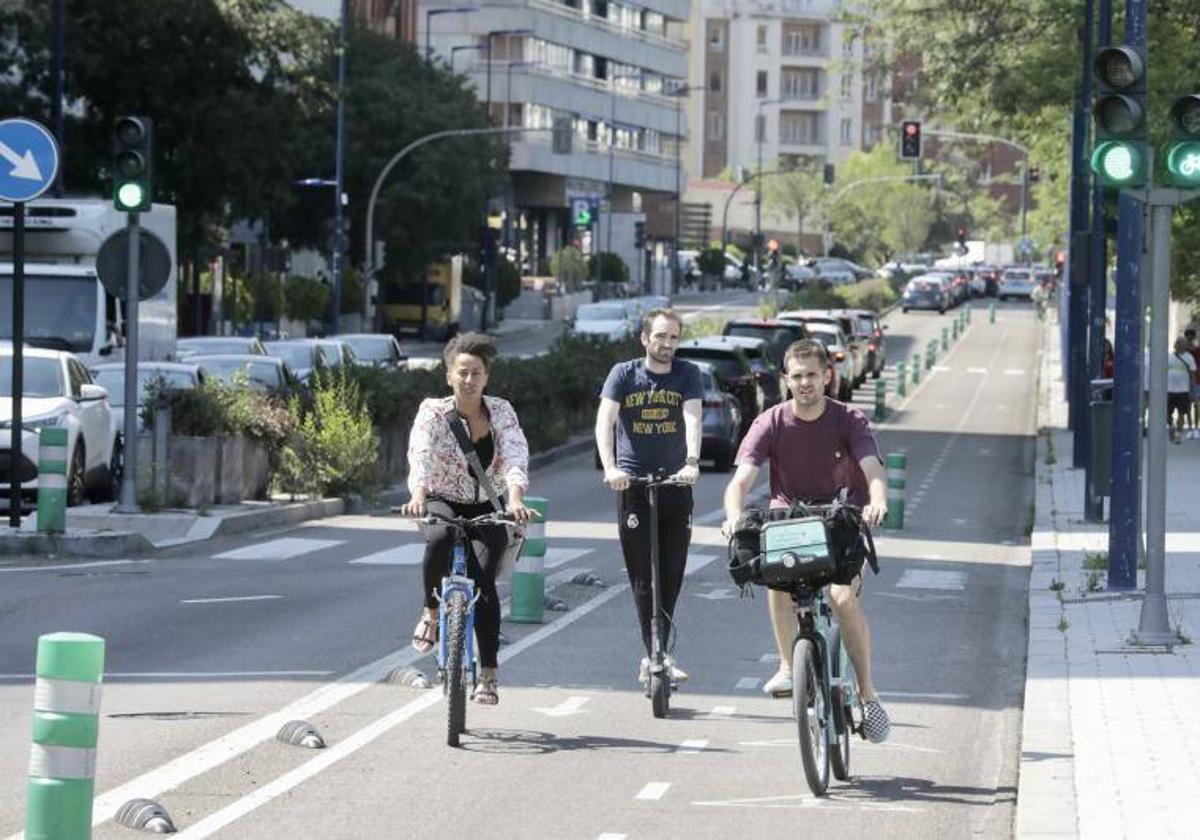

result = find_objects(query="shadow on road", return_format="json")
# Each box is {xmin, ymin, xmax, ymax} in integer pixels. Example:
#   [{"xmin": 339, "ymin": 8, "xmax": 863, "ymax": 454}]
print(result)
[{"xmin": 460, "ymin": 727, "xmax": 733, "ymax": 756}]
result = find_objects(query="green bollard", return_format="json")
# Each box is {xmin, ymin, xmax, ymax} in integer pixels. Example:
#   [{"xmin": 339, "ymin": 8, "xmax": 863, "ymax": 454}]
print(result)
[
  {"xmin": 911, "ymin": 353, "xmax": 921, "ymax": 384},
  {"xmin": 941, "ymin": 327, "xmax": 949, "ymax": 352},
  {"xmin": 509, "ymin": 496, "xmax": 548, "ymax": 624},
  {"xmin": 36, "ymin": 428, "xmax": 69, "ymax": 534},
  {"xmin": 874, "ymin": 378, "xmax": 887, "ymax": 421},
  {"xmin": 884, "ymin": 453, "xmax": 906, "ymax": 530},
  {"xmin": 896, "ymin": 362, "xmax": 907, "ymax": 397},
  {"xmin": 989, "ymin": 301, "xmax": 996, "ymax": 324},
  {"xmin": 926, "ymin": 341, "xmax": 936, "ymax": 370},
  {"xmin": 26, "ymin": 632, "xmax": 105, "ymax": 840}
]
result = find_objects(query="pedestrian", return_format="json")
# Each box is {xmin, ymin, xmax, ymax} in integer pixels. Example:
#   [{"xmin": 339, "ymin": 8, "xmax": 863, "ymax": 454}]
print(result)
[
  {"xmin": 400, "ymin": 332, "xmax": 534, "ymax": 706},
  {"xmin": 1186, "ymin": 328, "xmax": 1200, "ymax": 438},
  {"xmin": 1168, "ymin": 336, "xmax": 1196, "ymax": 444},
  {"xmin": 595, "ymin": 308, "xmax": 703, "ymax": 684}
]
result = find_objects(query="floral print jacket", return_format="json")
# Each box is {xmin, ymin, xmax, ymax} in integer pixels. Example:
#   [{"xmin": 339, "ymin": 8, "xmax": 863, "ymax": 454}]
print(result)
[{"xmin": 406, "ymin": 395, "xmax": 530, "ymax": 504}]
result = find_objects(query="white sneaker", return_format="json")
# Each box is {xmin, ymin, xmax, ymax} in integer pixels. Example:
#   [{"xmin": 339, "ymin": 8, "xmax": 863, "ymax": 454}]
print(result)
[
  {"xmin": 665, "ymin": 656, "xmax": 689, "ymax": 683},
  {"xmin": 638, "ymin": 657, "xmax": 650, "ymax": 684},
  {"xmin": 763, "ymin": 668, "xmax": 793, "ymax": 696}
]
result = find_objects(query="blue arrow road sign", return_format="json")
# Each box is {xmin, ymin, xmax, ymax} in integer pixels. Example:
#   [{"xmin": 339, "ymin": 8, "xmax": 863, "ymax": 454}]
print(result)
[{"xmin": 0, "ymin": 118, "xmax": 59, "ymax": 203}]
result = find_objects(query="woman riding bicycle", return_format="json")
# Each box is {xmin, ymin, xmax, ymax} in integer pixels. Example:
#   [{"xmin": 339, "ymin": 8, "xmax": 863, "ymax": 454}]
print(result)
[{"xmin": 400, "ymin": 333, "xmax": 534, "ymax": 706}]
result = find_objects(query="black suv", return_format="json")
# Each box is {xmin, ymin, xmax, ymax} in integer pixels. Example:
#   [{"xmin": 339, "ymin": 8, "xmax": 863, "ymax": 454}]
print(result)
[
  {"xmin": 675, "ymin": 338, "xmax": 764, "ymax": 434},
  {"xmin": 721, "ymin": 319, "xmax": 810, "ymax": 369}
]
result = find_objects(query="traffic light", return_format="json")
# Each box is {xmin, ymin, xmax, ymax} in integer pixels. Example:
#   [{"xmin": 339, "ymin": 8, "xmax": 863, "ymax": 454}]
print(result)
[
  {"xmin": 899, "ymin": 120, "xmax": 922, "ymax": 160},
  {"xmin": 823, "ymin": 163, "xmax": 835, "ymax": 185},
  {"xmin": 112, "ymin": 116, "xmax": 153, "ymax": 212},
  {"xmin": 1165, "ymin": 94, "xmax": 1200, "ymax": 188},
  {"xmin": 634, "ymin": 220, "xmax": 645, "ymax": 249},
  {"xmin": 1091, "ymin": 46, "xmax": 1148, "ymax": 187},
  {"xmin": 1029, "ymin": 165, "xmax": 1041, "ymax": 184}
]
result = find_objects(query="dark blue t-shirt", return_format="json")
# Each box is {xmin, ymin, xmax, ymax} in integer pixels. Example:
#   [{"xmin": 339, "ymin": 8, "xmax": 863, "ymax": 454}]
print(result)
[{"xmin": 601, "ymin": 358, "xmax": 704, "ymax": 475}]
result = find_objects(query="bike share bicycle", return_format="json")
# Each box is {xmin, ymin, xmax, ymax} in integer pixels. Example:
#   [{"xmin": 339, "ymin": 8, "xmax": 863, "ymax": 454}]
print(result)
[
  {"xmin": 403, "ymin": 508, "xmax": 524, "ymax": 747},
  {"xmin": 629, "ymin": 472, "xmax": 690, "ymax": 719},
  {"xmin": 727, "ymin": 494, "xmax": 880, "ymax": 795}
]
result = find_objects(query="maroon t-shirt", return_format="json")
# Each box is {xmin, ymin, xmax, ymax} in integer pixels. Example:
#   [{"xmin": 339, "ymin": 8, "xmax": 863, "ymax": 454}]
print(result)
[{"xmin": 735, "ymin": 400, "xmax": 881, "ymax": 508}]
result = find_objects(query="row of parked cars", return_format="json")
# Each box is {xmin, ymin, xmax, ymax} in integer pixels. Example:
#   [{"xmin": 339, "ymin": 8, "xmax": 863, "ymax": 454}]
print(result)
[
  {"xmin": 901, "ymin": 264, "xmax": 1056, "ymax": 313},
  {"xmin": 658, "ymin": 309, "xmax": 887, "ymax": 472},
  {"xmin": 0, "ymin": 333, "xmax": 411, "ymax": 510}
]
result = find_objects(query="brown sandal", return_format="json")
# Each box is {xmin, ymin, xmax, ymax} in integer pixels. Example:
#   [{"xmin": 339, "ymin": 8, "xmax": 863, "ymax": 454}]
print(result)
[
  {"xmin": 411, "ymin": 613, "xmax": 437, "ymax": 653},
  {"xmin": 471, "ymin": 676, "xmax": 499, "ymax": 705}
]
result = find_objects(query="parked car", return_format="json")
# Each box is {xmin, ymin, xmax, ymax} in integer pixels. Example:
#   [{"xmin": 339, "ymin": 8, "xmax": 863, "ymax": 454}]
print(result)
[
  {"xmin": 176, "ymin": 336, "xmax": 267, "ymax": 358},
  {"xmin": 1, "ymin": 343, "xmax": 119, "ymax": 506},
  {"xmin": 777, "ymin": 309, "xmax": 867, "ymax": 386},
  {"xmin": 998, "ymin": 267, "xmax": 1037, "ymax": 301},
  {"xmin": 313, "ymin": 338, "xmax": 358, "ymax": 370},
  {"xmin": 337, "ymin": 333, "xmax": 408, "ymax": 370},
  {"xmin": 674, "ymin": 338, "xmax": 764, "ymax": 434},
  {"xmin": 782, "ymin": 261, "xmax": 818, "ymax": 290},
  {"xmin": 569, "ymin": 303, "xmax": 639, "ymax": 342},
  {"xmin": 721, "ymin": 319, "xmax": 810, "ymax": 369},
  {"xmin": 833, "ymin": 308, "xmax": 887, "ymax": 380},
  {"xmin": 809, "ymin": 257, "xmax": 873, "ymax": 280},
  {"xmin": 715, "ymin": 335, "xmax": 785, "ymax": 408},
  {"xmin": 263, "ymin": 339, "xmax": 329, "ymax": 382},
  {"xmin": 189, "ymin": 354, "xmax": 301, "ymax": 394},
  {"xmin": 800, "ymin": 323, "xmax": 856, "ymax": 402},
  {"xmin": 692, "ymin": 360, "xmax": 743, "ymax": 472},
  {"xmin": 901, "ymin": 274, "xmax": 952, "ymax": 314},
  {"xmin": 91, "ymin": 361, "xmax": 204, "ymax": 439}
]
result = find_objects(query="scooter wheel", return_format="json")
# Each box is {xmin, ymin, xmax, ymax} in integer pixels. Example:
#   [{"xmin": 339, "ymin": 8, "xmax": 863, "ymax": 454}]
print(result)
[{"xmin": 650, "ymin": 673, "xmax": 670, "ymax": 718}]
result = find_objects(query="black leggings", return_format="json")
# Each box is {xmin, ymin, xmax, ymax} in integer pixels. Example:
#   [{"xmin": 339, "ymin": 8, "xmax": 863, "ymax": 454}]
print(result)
[
  {"xmin": 420, "ymin": 498, "xmax": 509, "ymax": 669},
  {"xmin": 617, "ymin": 485, "xmax": 693, "ymax": 655}
]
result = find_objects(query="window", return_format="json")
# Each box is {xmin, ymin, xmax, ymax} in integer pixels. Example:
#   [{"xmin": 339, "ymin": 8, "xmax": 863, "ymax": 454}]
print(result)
[
  {"xmin": 710, "ymin": 72, "xmax": 722, "ymax": 93},
  {"xmin": 756, "ymin": 25, "xmax": 767, "ymax": 53},
  {"xmin": 708, "ymin": 111, "xmax": 724, "ymax": 141},
  {"xmin": 708, "ymin": 23, "xmax": 724, "ymax": 50},
  {"xmin": 756, "ymin": 70, "xmax": 768, "ymax": 97},
  {"xmin": 782, "ymin": 23, "xmax": 823, "ymax": 56},
  {"xmin": 779, "ymin": 111, "xmax": 822, "ymax": 145},
  {"xmin": 840, "ymin": 73, "xmax": 852, "ymax": 100},
  {"xmin": 865, "ymin": 74, "xmax": 878, "ymax": 102},
  {"xmin": 840, "ymin": 118, "xmax": 853, "ymax": 145},
  {"xmin": 864, "ymin": 123, "xmax": 882, "ymax": 148},
  {"xmin": 781, "ymin": 68, "xmax": 820, "ymax": 101}
]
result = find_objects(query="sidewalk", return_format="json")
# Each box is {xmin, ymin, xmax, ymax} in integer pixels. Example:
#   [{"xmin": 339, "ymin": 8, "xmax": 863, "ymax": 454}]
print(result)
[{"xmin": 1016, "ymin": 318, "xmax": 1200, "ymax": 837}]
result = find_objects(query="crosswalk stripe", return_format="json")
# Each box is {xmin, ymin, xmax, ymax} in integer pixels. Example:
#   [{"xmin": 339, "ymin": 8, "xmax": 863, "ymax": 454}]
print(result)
[
  {"xmin": 685, "ymin": 553, "xmax": 718, "ymax": 576},
  {"xmin": 896, "ymin": 569, "xmax": 966, "ymax": 590},
  {"xmin": 348, "ymin": 544, "xmax": 424, "ymax": 566},
  {"xmin": 214, "ymin": 538, "xmax": 343, "ymax": 561}
]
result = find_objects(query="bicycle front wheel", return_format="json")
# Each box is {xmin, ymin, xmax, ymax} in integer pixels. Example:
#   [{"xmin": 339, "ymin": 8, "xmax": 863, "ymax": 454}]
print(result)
[
  {"xmin": 793, "ymin": 637, "xmax": 830, "ymax": 795},
  {"xmin": 444, "ymin": 591, "xmax": 468, "ymax": 747},
  {"xmin": 829, "ymin": 627, "xmax": 856, "ymax": 781}
]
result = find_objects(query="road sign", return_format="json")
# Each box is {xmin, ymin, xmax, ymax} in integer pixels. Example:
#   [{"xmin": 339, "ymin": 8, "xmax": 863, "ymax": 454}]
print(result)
[
  {"xmin": 571, "ymin": 197, "xmax": 596, "ymax": 227},
  {"xmin": 0, "ymin": 118, "xmax": 59, "ymax": 203},
  {"xmin": 96, "ymin": 228, "xmax": 172, "ymax": 301}
]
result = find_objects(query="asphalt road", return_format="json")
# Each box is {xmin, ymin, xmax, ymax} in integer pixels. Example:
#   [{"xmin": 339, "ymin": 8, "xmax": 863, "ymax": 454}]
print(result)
[{"xmin": 0, "ymin": 300, "xmax": 1039, "ymax": 840}]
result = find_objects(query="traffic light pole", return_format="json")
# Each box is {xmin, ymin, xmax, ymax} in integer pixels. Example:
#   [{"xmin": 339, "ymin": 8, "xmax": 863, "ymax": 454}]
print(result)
[{"xmin": 115, "ymin": 213, "xmax": 141, "ymax": 514}]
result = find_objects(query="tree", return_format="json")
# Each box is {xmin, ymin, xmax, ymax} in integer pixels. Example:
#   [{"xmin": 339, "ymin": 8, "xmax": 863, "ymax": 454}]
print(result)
[
  {"xmin": 824, "ymin": 146, "xmax": 937, "ymax": 263},
  {"xmin": 762, "ymin": 162, "xmax": 827, "ymax": 255}
]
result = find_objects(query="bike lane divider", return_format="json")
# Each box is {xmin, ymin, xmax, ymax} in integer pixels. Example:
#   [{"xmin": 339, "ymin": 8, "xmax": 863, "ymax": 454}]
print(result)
[{"xmin": 161, "ymin": 581, "xmax": 632, "ymax": 840}]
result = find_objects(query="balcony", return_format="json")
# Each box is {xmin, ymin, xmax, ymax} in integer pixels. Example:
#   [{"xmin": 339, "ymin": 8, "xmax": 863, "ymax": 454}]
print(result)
[
  {"xmin": 528, "ymin": 0, "xmax": 687, "ymax": 53},
  {"xmin": 508, "ymin": 134, "xmax": 678, "ymax": 193}
]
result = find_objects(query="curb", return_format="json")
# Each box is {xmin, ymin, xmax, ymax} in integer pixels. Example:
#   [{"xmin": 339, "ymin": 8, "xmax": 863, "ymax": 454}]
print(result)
[
  {"xmin": 0, "ymin": 529, "xmax": 154, "ymax": 559},
  {"xmin": 211, "ymin": 498, "xmax": 346, "ymax": 539}
]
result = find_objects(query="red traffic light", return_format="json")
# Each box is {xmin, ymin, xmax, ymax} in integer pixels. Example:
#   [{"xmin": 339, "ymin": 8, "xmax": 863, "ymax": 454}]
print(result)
[{"xmin": 904, "ymin": 123, "xmax": 918, "ymax": 136}]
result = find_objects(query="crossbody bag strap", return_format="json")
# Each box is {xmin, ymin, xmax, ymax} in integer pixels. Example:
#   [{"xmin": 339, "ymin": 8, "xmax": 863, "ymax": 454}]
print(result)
[{"xmin": 444, "ymin": 409, "xmax": 505, "ymax": 512}]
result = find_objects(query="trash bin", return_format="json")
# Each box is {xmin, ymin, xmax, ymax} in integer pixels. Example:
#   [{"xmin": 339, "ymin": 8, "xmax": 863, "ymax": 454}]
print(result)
[{"xmin": 1090, "ymin": 378, "xmax": 1114, "ymax": 494}]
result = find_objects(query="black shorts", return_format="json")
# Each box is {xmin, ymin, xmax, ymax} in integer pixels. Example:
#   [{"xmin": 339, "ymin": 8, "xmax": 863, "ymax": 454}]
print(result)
[{"xmin": 1169, "ymin": 392, "xmax": 1191, "ymax": 420}]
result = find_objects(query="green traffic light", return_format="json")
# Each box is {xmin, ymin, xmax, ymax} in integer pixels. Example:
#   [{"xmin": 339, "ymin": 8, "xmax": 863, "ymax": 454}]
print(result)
[
  {"xmin": 115, "ymin": 182, "xmax": 146, "ymax": 211},
  {"xmin": 1090, "ymin": 141, "xmax": 1144, "ymax": 185},
  {"xmin": 1167, "ymin": 141, "xmax": 1200, "ymax": 186}
]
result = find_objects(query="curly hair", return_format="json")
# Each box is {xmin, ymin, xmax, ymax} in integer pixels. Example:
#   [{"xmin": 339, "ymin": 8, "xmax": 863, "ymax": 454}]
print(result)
[{"xmin": 443, "ymin": 332, "xmax": 498, "ymax": 370}]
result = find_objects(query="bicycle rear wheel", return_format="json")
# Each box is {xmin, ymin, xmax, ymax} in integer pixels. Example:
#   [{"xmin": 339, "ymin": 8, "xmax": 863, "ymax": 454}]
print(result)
[
  {"xmin": 829, "ymin": 627, "xmax": 856, "ymax": 781},
  {"xmin": 444, "ymin": 591, "xmax": 468, "ymax": 747},
  {"xmin": 792, "ymin": 637, "xmax": 829, "ymax": 795}
]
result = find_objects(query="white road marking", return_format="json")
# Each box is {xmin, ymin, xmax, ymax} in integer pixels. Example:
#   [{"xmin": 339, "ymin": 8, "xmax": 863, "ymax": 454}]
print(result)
[
  {"xmin": 706, "ymin": 705, "xmax": 736, "ymax": 720},
  {"xmin": 966, "ymin": 367, "xmax": 988, "ymax": 374},
  {"xmin": 896, "ymin": 569, "xmax": 966, "ymax": 590},
  {"xmin": 157, "ymin": 582, "xmax": 633, "ymax": 839},
  {"xmin": 874, "ymin": 592, "xmax": 959, "ymax": 603},
  {"xmin": 678, "ymin": 739, "xmax": 708, "ymax": 754},
  {"xmin": 1003, "ymin": 368, "xmax": 1025, "ymax": 375},
  {"xmin": 685, "ymin": 553, "xmax": 718, "ymax": 576},
  {"xmin": 881, "ymin": 690, "xmax": 969, "ymax": 701},
  {"xmin": 180, "ymin": 595, "xmax": 283, "ymax": 605},
  {"xmin": 531, "ymin": 696, "xmax": 590, "ymax": 717},
  {"xmin": 0, "ymin": 670, "xmax": 334, "ymax": 681},
  {"xmin": 596, "ymin": 835, "xmax": 627, "ymax": 840},
  {"xmin": 739, "ymin": 738, "xmax": 795, "ymax": 747},
  {"xmin": 951, "ymin": 518, "xmax": 970, "ymax": 526},
  {"xmin": 635, "ymin": 782, "xmax": 671, "ymax": 801},
  {"xmin": 542, "ymin": 547, "xmax": 594, "ymax": 569},
  {"xmin": 692, "ymin": 794, "xmax": 922, "ymax": 812},
  {"xmin": 693, "ymin": 588, "xmax": 737, "ymax": 600},
  {"xmin": 735, "ymin": 676, "xmax": 761, "ymax": 690},
  {"xmin": 348, "ymin": 544, "xmax": 423, "ymax": 565},
  {"xmin": 214, "ymin": 537, "xmax": 342, "ymax": 561},
  {"xmin": 759, "ymin": 653, "xmax": 780, "ymax": 663},
  {"xmin": 932, "ymin": 366, "xmax": 952, "ymax": 373},
  {"xmin": 0, "ymin": 559, "xmax": 147, "ymax": 573}
]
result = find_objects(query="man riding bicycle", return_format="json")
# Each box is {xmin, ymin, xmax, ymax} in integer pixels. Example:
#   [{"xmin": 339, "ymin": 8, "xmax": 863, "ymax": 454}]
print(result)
[
  {"xmin": 595, "ymin": 308, "xmax": 702, "ymax": 684},
  {"xmin": 721, "ymin": 339, "xmax": 891, "ymax": 743}
]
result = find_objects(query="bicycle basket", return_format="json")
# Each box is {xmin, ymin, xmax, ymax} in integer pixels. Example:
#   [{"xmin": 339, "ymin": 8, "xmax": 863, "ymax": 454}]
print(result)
[{"xmin": 756, "ymin": 516, "xmax": 836, "ymax": 587}]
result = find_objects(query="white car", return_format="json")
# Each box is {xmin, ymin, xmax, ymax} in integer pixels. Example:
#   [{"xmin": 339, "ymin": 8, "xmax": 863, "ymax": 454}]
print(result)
[
  {"xmin": 801, "ymin": 322, "xmax": 856, "ymax": 402},
  {"xmin": 998, "ymin": 268, "xmax": 1037, "ymax": 300},
  {"xmin": 1, "ymin": 343, "xmax": 119, "ymax": 507},
  {"xmin": 569, "ymin": 303, "xmax": 637, "ymax": 341}
]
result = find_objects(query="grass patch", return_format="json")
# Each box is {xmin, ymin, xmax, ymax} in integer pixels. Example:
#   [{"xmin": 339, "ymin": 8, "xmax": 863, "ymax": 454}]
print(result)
[
  {"xmin": 682, "ymin": 315, "xmax": 728, "ymax": 341},
  {"xmin": 1058, "ymin": 617, "xmax": 1070, "ymax": 632},
  {"xmin": 1082, "ymin": 550, "xmax": 1109, "ymax": 570}
]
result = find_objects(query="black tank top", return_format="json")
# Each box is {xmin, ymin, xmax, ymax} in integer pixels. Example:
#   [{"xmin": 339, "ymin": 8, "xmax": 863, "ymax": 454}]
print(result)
[{"xmin": 472, "ymin": 431, "xmax": 494, "ymax": 469}]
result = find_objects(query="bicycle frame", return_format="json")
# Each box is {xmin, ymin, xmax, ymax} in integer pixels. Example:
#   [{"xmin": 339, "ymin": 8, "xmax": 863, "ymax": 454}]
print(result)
[
  {"xmin": 436, "ymin": 534, "xmax": 480, "ymax": 687},
  {"xmin": 792, "ymin": 588, "xmax": 855, "ymax": 745}
]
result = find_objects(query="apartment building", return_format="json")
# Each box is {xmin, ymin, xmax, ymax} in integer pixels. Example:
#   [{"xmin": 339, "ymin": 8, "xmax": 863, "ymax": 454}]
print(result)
[{"xmin": 421, "ymin": 0, "xmax": 691, "ymax": 274}]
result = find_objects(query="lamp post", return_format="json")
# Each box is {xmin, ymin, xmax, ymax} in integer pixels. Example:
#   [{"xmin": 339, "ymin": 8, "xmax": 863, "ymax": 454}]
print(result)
[
  {"xmin": 425, "ymin": 6, "xmax": 478, "ymax": 66},
  {"xmin": 484, "ymin": 29, "xmax": 532, "ymax": 118},
  {"xmin": 332, "ymin": 0, "xmax": 348, "ymax": 336},
  {"xmin": 503, "ymin": 61, "xmax": 537, "ymax": 260},
  {"xmin": 669, "ymin": 83, "xmax": 705, "ymax": 293},
  {"xmin": 606, "ymin": 72, "xmax": 643, "ymax": 260},
  {"xmin": 450, "ymin": 44, "xmax": 484, "ymax": 74},
  {"xmin": 755, "ymin": 98, "xmax": 782, "ymax": 283}
]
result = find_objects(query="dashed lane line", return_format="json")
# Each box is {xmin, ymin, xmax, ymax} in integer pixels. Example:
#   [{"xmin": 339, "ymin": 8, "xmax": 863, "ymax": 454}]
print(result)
[
  {"xmin": 678, "ymin": 739, "xmax": 709, "ymax": 754},
  {"xmin": 735, "ymin": 676, "xmax": 761, "ymax": 691},
  {"xmin": 635, "ymin": 782, "xmax": 672, "ymax": 801}
]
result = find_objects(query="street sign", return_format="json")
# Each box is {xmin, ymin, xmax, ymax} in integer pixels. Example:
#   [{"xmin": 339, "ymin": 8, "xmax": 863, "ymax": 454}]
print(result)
[
  {"xmin": 0, "ymin": 118, "xmax": 59, "ymax": 203},
  {"xmin": 96, "ymin": 228, "xmax": 172, "ymax": 301},
  {"xmin": 571, "ymin": 197, "xmax": 596, "ymax": 227}
]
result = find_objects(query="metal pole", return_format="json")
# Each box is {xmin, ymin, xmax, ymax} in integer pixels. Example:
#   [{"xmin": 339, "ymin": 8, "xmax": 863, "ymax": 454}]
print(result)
[
  {"xmin": 116, "ymin": 214, "xmax": 141, "ymax": 513},
  {"xmin": 1107, "ymin": 0, "xmax": 1147, "ymax": 590},
  {"xmin": 1131, "ymin": 200, "xmax": 1175, "ymax": 645},
  {"xmin": 673, "ymin": 95, "xmax": 682, "ymax": 295},
  {"xmin": 331, "ymin": 0, "xmax": 348, "ymax": 336},
  {"xmin": 755, "ymin": 112, "xmax": 764, "ymax": 282},
  {"xmin": 1020, "ymin": 160, "xmax": 1028, "ymax": 248},
  {"xmin": 8, "ymin": 203, "xmax": 25, "ymax": 527},
  {"xmin": 607, "ymin": 91, "xmax": 616, "ymax": 258},
  {"xmin": 425, "ymin": 9, "xmax": 434, "ymax": 64},
  {"xmin": 1067, "ymin": 0, "xmax": 1095, "ymax": 464},
  {"xmin": 485, "ymin": 36, "xmax": 493, "ymax": 115},
  {"xmin": 52, "ymin": 0, "xmax": 64, "ymax": 197}
]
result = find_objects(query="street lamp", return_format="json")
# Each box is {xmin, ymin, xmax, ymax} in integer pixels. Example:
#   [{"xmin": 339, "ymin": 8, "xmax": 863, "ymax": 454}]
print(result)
[
  {"xmin": 755, "ymin": 98, "xmax": 783, "ymax": 282},
  {"xmin": 484, "ymin": 28, "xmax": 532, "ymax": 118},
  {"xmin": 450, "ymin": 44, "xmax": 484, "ymax": 74},
  {"xmin": 668, "ymin": 83, "xmax": 705, "ymax": 293},
  {"xmin": 425, "ymin": 6, "xmax": 478, "ymax": 66},
  {"xmin": 294, "ymin": 178, "xmax": 343, "ymax": 326},
  {"xmin": 332, "ymin": 0, "xmax": 349, "ymax": 336}
]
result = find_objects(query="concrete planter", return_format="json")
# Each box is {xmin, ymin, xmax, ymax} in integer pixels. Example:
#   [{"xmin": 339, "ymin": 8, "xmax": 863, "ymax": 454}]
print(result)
[
  {"xmin": 242, "ymin": 438, "xmax": 271, "ymax": 500},
  {"xmin": 378, "ymin": 424, "xmax": 410, "ymax": 484},
  {"xmin": 214, "ymin": 436, "xmax": 245, "ymax": 504},
  {"xmin": 167, "ymin": 436, "xmax": 216, "ymax": 508}
]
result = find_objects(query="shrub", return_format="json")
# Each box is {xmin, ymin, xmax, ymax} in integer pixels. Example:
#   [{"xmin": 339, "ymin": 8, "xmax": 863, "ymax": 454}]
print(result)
[
  {"xmin": 683, "ymin": 315, "xmax": 727, "ymax": 340},
  {"xmin": 283, "ymin": 275, "xmax": 331, "ymax": 322},
  {"xmin": 277, "ymin": 369, "xmax": 381, "ymax": 498},
  {"xmin": 588, "ymin": 252, "xmax": 629, "ymax": 286},
  {"xmin": 783, "ymin": 285, "xmax": 843, "ymax": 310},
  {"xmin": 549, "ymin": 246, "xmax": 587, "ymax": 291},
  {"xmin": 696, "ymin": 248, "xmax": 725, "ymax": 278},
  {"xmin": 837, "ymin": 277, "xmax": 898, "ymax": 312}
]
